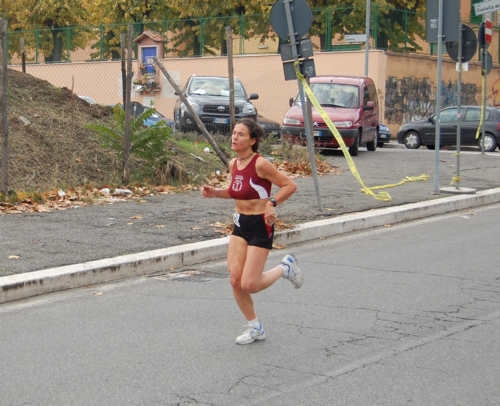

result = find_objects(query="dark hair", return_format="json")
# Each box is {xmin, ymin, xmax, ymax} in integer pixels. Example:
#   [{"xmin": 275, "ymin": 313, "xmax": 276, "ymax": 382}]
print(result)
[{"xmin": 236, "ymin": 118, "xmax": 264, "ymax": 152}]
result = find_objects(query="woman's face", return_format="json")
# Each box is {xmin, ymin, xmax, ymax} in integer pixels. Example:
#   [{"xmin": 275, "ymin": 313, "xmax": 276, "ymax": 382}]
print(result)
[{"xmin": 231, "ymin": 123, "xmax": 255, "ymax": 151}]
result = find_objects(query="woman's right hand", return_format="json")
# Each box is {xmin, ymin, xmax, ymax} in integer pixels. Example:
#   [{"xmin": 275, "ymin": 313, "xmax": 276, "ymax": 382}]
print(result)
[{"xmin": 200, "ymin": 185, "xmax": 217, "ymax": 198}]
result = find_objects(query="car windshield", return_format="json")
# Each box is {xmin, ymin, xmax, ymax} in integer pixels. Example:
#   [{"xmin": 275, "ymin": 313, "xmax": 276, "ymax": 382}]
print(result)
[
  {"xmin": 151, "ymin": 112, "xmax": 164, "ymax": 119},
  {"xmin": 188, "ymin": 78, "xmax": 246, "ymax": 98},
  {"xmin": 295, "ymin": 83, "xmax": 359, "ymax": 108}
]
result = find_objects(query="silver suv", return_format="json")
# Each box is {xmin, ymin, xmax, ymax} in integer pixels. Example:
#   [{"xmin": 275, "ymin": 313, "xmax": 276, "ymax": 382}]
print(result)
[{"xmin": 174, "ymin": 75, "xmax": 258, "ymax": 134}]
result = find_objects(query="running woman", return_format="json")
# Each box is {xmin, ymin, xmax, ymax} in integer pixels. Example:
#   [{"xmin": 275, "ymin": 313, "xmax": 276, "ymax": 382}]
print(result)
[{"xmin": 201, "ymin": 118, "xmax": 303, "ymax": 345}]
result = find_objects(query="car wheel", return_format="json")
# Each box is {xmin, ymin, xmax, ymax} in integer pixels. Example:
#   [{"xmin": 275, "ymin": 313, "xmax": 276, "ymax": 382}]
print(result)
[
  {"xmin": 174, "ymin": 111, "xmax": 182, "ymax": 131},
  {"xmin": 377, "ymin": 142, "xmax": 384, "ymax": 148},
  {"xmin": 178, "ymin": 118, "xmax": 188, "ymax": 133},
  {"xmin": 349, "ymin": 134, "xmax": 359, "ymax": 156},
  {"xmin": 403, "ymin": 131, "xmax": 421, "ymax": 149},
  {"xmin": 479, "ymin": 134, "xmax": 497, "ymax": 152},
  {"xmin": 366, "ymin": 132, "xmax": 377, "ymax": 151}
]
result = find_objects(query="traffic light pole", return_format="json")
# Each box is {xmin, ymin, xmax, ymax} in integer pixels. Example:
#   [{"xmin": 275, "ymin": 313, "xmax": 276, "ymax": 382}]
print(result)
[
  {"xmin": 282, "ymin": 0, "xmax": 322, "ymax": 210},
  {"xmin": 440, "ymin": 17, "xmax": 476, "ymax": 196},
  {"xmin": 456, "ymin": 22, "xmax": 462, "ymax": 189},
  {"xmin": 440, "ymin": 22, "xmax": 475, "ymax": 195}
]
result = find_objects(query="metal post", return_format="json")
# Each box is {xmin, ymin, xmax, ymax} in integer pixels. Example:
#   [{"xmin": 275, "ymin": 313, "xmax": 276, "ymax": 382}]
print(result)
[
  {"xmin": 481, "ymin": 45, "xmax": 487, "ymax": 154},
  {"xmin": 433, "ymin": 0, "xmax": 444, "ymax": 194},
  {"xmin": 283, "ymin": 0, "xmax": 322, "ymax": 210},
  {"xmin": 364, "ymin": 0, "xmax": 371, "ymax": 77},
  {"xmin": 440, "ymin": 16, "xmax": 476, "ymax": 196},
  {"xmin": 0, "ymin": 19, "xmax": 8, "ymax": 197},
  {"xmin": 480, "ymin": 12, "xmax": 491, "ymax": 154},
  {"xmin": 226, "ymin": 26, "xmax": 235, "ymax": 132},
  {"xmin": 455, "ymin": 22, "xmax": 462, "ymax": 189}
]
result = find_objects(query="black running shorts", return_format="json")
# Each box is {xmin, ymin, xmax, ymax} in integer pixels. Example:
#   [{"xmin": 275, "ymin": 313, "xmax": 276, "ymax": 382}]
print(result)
[{"xmin": 231, "ymin": 213, "xmax": 274, "ymax": 250}]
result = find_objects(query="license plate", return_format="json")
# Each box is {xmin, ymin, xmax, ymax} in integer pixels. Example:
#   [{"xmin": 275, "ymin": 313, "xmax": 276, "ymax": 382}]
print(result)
[
  {"xmin": 214, "ymin": 118, "xmax": 229, "ymax": 124},
  {"xmin": 313, "ymin": 130, "xmax": 322, "ymax": 137}
]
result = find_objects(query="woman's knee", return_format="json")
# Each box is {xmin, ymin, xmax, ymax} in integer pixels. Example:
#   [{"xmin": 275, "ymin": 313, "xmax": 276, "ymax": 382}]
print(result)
[
  {"xmin": 229, "ymin": 273, "xmax": 242, "ymax": 291},
  {"xmin": 230, "ymin": 273, "xmax": 258, "ymax": 293},
  {"xmin": 240, "ymin": 278, "xmax": 260, "ymax": 294}
]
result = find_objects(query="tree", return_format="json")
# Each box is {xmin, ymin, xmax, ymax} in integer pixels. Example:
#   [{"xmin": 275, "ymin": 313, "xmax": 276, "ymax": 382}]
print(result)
[
  {"xmin": 6, "ymin": 0, "xmax": 427, "ymax": 60},
  {"xmin": 84, "ymin": 0, "xmax": 177, "ymax": 60},
  {"xmin": 87, "ymin": 105, "xmax": 173, "ymax": 184},
  {"xmin": 166, "ymin": 0, "xmax": 274, "ymax": 56},
  {"xmin": 306, "ymin": 0, "xmax": 426, "ymax": 53},
  {"xmin": 9, "ymin": 0, "xmax": 92, "ymax": 62},
  {"xmin": 372, "ymin": 0, "xmax": 426, "ymax": 52}
]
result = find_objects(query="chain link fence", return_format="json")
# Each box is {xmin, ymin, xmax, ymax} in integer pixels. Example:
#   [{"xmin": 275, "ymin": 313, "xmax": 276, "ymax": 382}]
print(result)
[
  {"xmin": 5, "ymin": 6, "xmax": 431, "ymax": 63},
  {"xmin": 3, "ymin": 7, "xmax": 499, "ymax": 138}
]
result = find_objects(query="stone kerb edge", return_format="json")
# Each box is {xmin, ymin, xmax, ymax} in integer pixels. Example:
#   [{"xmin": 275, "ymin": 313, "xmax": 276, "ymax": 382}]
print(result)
[
  {"xmin": 275, "ymin": 188, "xmax": 500, "ymax": 246},
  {"xmin": 0, "ymin": 236, "xmax": 230, "ymax": 304},
  {"xmin": 2, "ymin": 189, "xmax": 500, "ymax": 304}
]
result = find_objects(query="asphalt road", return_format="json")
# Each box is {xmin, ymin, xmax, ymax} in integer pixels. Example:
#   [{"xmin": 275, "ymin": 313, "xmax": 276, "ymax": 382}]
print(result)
[
  {"xmin": 1, "ymin": 204, "xmax": 499, "ymax": 405},
  {"xmin": 1, "ymin": 145, "xmax": 500, "ymax": 276}
]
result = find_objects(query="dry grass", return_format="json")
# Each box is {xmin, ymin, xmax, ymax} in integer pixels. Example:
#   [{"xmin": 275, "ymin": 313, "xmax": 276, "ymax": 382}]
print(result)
[
  {"xmin": 3, "ymin": 68, "xmax": 118, "ymax": 192},
  {"xmin": 0, "ymin": 69, "xmax": 341, "ymax": 212}
]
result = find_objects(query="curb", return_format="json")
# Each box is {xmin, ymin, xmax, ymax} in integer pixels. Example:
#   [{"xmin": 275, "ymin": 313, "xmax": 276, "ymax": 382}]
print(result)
[{"xmin": 2, "ymin": 187, "xmax": 500, "ymax": 304}]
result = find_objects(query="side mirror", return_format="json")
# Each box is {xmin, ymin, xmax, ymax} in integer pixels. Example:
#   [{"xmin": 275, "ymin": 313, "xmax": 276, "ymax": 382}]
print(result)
[
  {"xmin": 428, "ymin": 116, "xmax": 434, "ymax": 123},
  {"xmin": 289, "ymin": 97, "xmax": 294, "ymax": 107},
  {"xmin": 249, "ymin": 93, "xmax": 259, "ymax": 100},
  {"xmin": 364, "ymin": 101, "xmax": 374, "ymax": 111}
]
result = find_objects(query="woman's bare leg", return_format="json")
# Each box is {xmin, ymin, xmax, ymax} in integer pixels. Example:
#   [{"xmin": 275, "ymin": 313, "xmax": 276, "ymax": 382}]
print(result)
[{"xmin": 227, "ymin": 236, "xmax": 283, "ymax": 320}]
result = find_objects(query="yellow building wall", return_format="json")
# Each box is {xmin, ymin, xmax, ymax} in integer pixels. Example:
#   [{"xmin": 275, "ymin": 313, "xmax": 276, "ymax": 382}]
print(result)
[{"xmin": 9, "ymin": 49, "xmax": 500, "ymax": 139}]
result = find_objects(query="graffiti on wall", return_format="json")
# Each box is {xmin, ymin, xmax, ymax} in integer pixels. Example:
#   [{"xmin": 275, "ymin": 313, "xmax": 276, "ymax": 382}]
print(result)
[
  {"xmin": 385, "ymin": 76, "xmax": 479, "ymax": 126},
  {"xmin": 492, "ymin": 78, "xmax": 500, "ymax": 107}
]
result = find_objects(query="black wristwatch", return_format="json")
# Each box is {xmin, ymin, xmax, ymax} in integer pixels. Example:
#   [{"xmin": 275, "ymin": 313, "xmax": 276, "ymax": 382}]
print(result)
[{"xmin": 269, "ymin": 198, "xmax": 277, "ymax": 207}]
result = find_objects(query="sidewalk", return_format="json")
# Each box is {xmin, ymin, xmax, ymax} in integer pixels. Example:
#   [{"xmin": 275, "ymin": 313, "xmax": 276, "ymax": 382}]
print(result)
[{"xmin": 2, "ymin": 147, "xmax": 500, "ymax": 303}]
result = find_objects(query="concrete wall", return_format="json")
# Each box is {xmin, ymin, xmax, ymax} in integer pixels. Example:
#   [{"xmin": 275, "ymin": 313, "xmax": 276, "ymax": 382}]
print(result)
[
  {"xmin": 385, "ymin": 52, "xmax": 500, "ymax": 135},
  {"xmin": 10, "ymin": 49, "xmax": 500, "ymax": 138},
  {"xmin": 8, "ymin": 50, "xmax": 386, "ymax": 125}
]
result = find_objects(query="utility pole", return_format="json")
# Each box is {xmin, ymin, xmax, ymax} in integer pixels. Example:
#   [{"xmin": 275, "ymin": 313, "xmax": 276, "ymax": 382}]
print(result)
[{"xmin": 364, "ymin": 0, "xmax": 371, "ymax": 76}]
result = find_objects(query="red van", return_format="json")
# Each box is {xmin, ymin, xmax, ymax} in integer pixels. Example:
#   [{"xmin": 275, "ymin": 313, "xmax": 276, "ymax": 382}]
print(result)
[{"xmin": 280, "ymin": 75, "xmax": 380, "ymax": 156}]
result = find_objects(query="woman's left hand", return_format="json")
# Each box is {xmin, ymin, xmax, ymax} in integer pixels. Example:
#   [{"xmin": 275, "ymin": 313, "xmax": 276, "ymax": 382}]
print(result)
[{"xmin": 265, "ymin": 204, "xmax": 277, "ymax": 226}]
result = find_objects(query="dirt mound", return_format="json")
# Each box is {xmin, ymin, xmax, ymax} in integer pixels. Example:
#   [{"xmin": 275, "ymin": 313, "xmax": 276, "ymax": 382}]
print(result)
[{"xmin": 2, "ymin": 68, "xmax": 117, "ymax": 192}]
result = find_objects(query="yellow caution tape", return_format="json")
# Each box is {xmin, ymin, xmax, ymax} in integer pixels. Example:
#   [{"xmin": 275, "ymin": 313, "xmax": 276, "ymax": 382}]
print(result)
[
  {"xmin": 293, "ymin": 62, "xmax": 428, "ymax": 202},
  {"xmin": 365, "ymin": 175, "xmax": 430, "ymax": 191},
  {"xmin": 450, "ymin": 176, "xmax": 461, "ymax": 185}
]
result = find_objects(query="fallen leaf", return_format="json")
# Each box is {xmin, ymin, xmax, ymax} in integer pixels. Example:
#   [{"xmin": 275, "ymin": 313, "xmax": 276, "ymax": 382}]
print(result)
[
  {"xmin": 191, "ymin": 226, "xmax": 202, "ymax": 230},
  {"xmin": 130, "ymin": 215, "xmax": 141, "ymax": 219},
  {"xmin": 8, "ymin": 255, "xmax": 20, "ymax": 259},
  {"xmin": 93, "ymin": 292, "xmax": 103, "ymax": 296}
]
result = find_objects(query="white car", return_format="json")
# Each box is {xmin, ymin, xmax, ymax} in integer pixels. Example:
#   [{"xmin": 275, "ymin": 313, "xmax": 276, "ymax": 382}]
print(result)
[{"xmin": 78, "ymin": 95, "xmax": 96, "ymax": 105}]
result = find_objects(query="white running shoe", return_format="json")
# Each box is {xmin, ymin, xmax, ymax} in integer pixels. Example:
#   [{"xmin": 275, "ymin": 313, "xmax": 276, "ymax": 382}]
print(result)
[
  {"xmin": 236, "ymin": 325, "xmax": 266, "ymax": 345},
  {"xmin": 280, "ymin": 253, "xmax": 303, "ymax": 289}
]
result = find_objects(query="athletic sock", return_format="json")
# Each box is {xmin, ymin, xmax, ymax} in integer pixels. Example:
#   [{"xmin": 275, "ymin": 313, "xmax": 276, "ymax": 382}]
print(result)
[{"xmin": 248, "ymin": 318, "xmax": 261, "ymax": 330}]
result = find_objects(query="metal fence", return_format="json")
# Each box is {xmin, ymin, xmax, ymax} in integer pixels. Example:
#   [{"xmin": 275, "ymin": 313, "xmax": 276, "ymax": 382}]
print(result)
[
  {"xmin": 4, "ymin": 6, "xmax": 499, "ymax": 135},
  {"xmin": 5, "ymin": 5, "xmax": 431, "ymax": 63}
]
